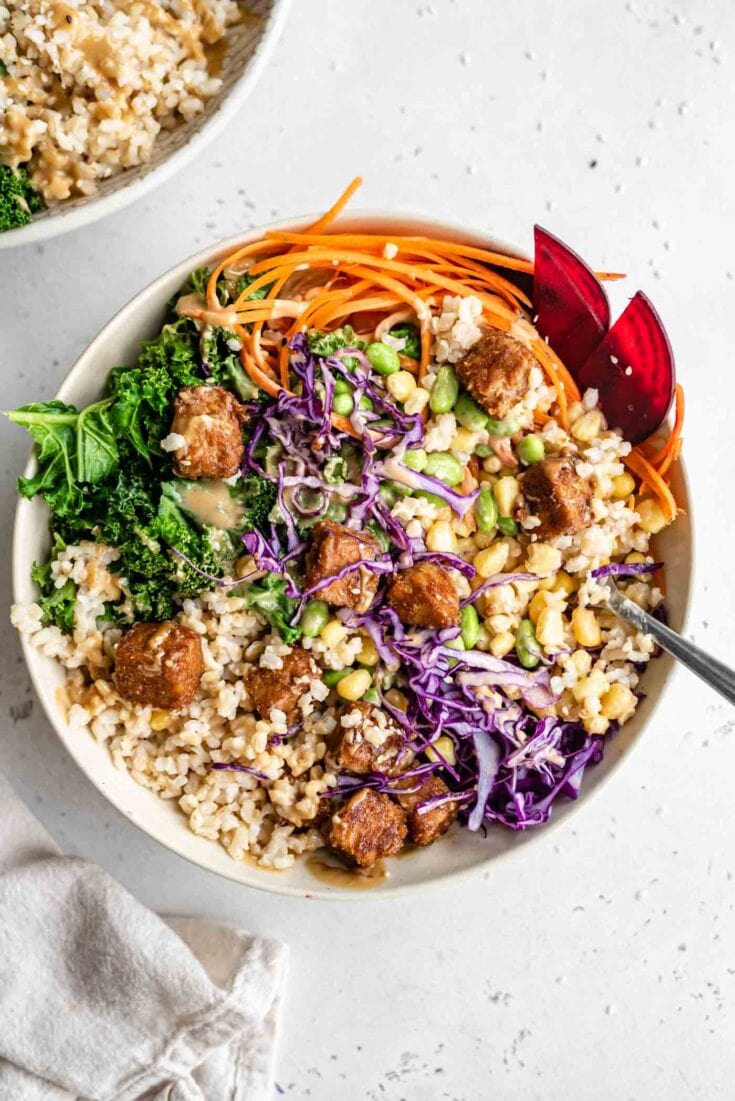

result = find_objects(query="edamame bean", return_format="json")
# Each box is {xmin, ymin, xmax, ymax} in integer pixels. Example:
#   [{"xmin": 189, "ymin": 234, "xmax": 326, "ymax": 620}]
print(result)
[
  {"xmin": 424, "ymin": 450, "xmax": 464, "ymax": 486},
  {"xmin": 460, "ymin": 605, "xmax": 480, "ymax": 650},
  {"xmin": 475, "ymin": 444, "xmax": 492, "ymax": 458},
  {"xmin": 300, "ymin": 599, "xmax": 330, "ymax": 638},
  {"xmin": 497, "ymin": 516, "xmax": 519, "ymax": 536},
  {"xmin": 333, "ymin": 392, "xmax": 355, "ymax": 416},
  {"xmin": 455, "ymin": 391, "xmax": 489, "ymax": 432},
  {"xmin": 363, "ymin": 686, "xmax": 381, "ymax": 705},
  {"xmin": 402, "ymin": 448, "xmax": 428, "ymax": 472},
  {"xmin": 358, "ymin": 395, "xmax": 374, "ymax": 411},
  {"xmin": 333, "ymin": 378, "xmax": 352, "ymax": 396},
  {"xmin": 366, "ymin": 342, "xmax": 400, "ymax": 376},
  {"xmin": 429, "ymin": 365, "xmax": 459, "ymax": 414},
  {"xmin": 379, "ymin": 480, "xmax": 410, "ymax": 507},
  {"xmin": 517, "ymin": 433, "xmax": 545, "ymax": 465},
  {"xmin": 323, "ymin": 668, "xmax": 352, "ymax": 688},
  {"xmin": 475, "ymin": 486, "xmax": 498, "ymax": 532},
  {"xmin": 486, "ymin": 414, "xmax": 521, "ymax": 438},
  {"xmin": 445, "ymin": 633, "xmax": 465, "ymax": 667},
  {"xmin": 516, "ymin": 619, "xmax": 541, "ymax": 670}
]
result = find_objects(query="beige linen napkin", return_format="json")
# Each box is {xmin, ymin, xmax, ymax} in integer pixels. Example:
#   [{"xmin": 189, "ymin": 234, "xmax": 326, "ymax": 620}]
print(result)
[{"xmin": 0, "ymin": 773, "xmax": 287, "ymax": 1101}]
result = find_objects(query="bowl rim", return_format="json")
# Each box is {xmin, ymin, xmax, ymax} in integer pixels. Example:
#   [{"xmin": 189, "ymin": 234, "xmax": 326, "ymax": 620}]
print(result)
[
  {"xmin": 0, "ymin": 0, "xmax": 292, "ymax": 251},
  {"xmin": 11, "ymin": 210, "xmax": 694, "ymax": 900}
]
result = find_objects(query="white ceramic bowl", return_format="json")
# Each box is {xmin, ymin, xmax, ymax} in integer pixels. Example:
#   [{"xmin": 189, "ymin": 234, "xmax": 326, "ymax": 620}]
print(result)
[
  {"xmin": 12, "ymin": 212, "xmax": 693, "ymax": 899},
  {"xmin": 0, "ymin": 0, "xmax": 290, "ymax": 250}
]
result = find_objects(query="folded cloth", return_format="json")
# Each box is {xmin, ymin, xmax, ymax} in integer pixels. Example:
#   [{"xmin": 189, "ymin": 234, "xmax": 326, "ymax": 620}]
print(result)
[{"xmin": 0, "ymin": 773, "xmax": 287, "ymax": 1101}]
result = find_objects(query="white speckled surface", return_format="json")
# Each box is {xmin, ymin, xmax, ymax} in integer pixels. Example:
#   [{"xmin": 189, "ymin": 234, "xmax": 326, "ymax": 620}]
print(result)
[{"xmin": 1, "ymin": 1, "xmax": 734, "ymax": 1097}]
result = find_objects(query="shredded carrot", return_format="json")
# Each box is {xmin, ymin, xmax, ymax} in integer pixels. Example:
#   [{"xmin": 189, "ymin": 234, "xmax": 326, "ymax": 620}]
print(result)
[
  {"xmin": 624, "ymin": 448, "xmax": 678, "ymax": 524},
  {"xmin": 303, "ymin": 176, "xmax": 363, "ymax": 236},
  {"xmin": 649, "ymin": 384, "xmax": 685, "ymax": 471}
]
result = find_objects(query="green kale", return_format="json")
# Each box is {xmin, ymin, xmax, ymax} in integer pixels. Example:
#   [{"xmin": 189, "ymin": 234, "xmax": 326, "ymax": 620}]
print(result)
[
  {"xmin": 307, "ymin": 326, "xmax": 365, "ymax": 358},
  {"xmin": 244, "ymin": 573, "xmax": 301, "ymax": 644},
  {"xmin": 201, "ymin": 327, "xmax": 258, "ymax": 400},
  {"xmin": 30, "ymin": 545, "xmax": 77, "ymax": 634},
  {"xmin": 0, "ymin": 61, "xmax": 8, "ymax": 77},
  {"xmin": 239, "ymin": 475, "xmax": 278, "ymax": 532},
  {"xmin": 0, "ymin": 165, "xmax": 43, "ymax": 233},
  {"xmin": 388, "ymin": 323, "xmax": 421, "ymax": 360}
]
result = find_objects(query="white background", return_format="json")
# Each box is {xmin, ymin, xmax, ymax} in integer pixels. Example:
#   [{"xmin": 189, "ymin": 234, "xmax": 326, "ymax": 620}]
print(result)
[{"xmin": 2, "ymin": 1, "xmax": 735, "ymax": 1097}]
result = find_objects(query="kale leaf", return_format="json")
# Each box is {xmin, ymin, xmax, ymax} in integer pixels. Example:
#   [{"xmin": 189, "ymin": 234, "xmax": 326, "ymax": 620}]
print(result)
[
  {"xmin": 244, "ymin": 574, "xmax": 301, "ymax": 644},
  {"xmin": 307, "ymin": 326, "xmax": 365, "ymax": 358},
  {"xmin": 388, "ymin": 323, "xmax": 421, "ymax": 360}
]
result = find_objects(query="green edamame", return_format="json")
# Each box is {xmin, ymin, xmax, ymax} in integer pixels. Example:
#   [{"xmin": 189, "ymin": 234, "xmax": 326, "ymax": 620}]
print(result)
[
  {"xmin": 358, "ymin": 395, "xmax": 374, "ymax": 411},
  {"xmin": 474, "ymin": 444, "xmax": 492, "ymax": 458},
  {"xmin": 497, "ymin": 516, "xmax": 519, "ymax": 536},
  {"xmin": 333, "ymin": 378, "xmax": 352, "ymax": 396},
  {"xmin": 333, "ymin": 392, "xmax": 355, "ymax": 416},
  {"xmin": 516, "ymin": 619, "xmax": 541, "ymax": 670},
  {"xmin": 363, "ymin": 686, "xmax": 381, "ymax": 705},
  {"xmin": 415, "ymin": 490, "xmax": 447, "ymax": 509},
  {"xmin": 402, "ymin": 448, "xmax": 428, "ymax": 472},
  {"xmin": 300, "ymin": 599, "xmax": 329, "ymax": 638},
  {"xmin": 517, "ymin": 433, "xmax": 545, "ymax": 465},
  {"xmin": 460, "ymin": 605, "xmax": 480, "ymax": 650},
  {"xmin": 475, "ymin": 486, "xmax": 498, "ymax": 533},
  {"xmin": 455, "ymin": 391, "xmax": 489, "ymax": 432},
  {"xmin": 486, "ymin": 414, "xmax": 520, "ymax": 438},
  {"xmin": 429, "ymin": 365, "xmax": 459, "ymax": 414},
  {"xmin": 325, "ymin": 499, "xmax": 348, "ymax": 523},
  {"xmin": 366, "ymin": 342, "xmax": 400, "ymax": 376},
  {"xmin": 323, "ymin": 668, "xmax": 352, "ymax": 688},
  {"xmin": 423, "ymin": 450, "xmax": 464, "ymax": 486}
]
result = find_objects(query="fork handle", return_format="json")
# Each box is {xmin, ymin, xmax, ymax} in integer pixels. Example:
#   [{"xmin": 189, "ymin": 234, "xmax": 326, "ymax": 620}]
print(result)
[{"xmin": 605, "ymin": 585, "xmax": 735, "ymax": 708}]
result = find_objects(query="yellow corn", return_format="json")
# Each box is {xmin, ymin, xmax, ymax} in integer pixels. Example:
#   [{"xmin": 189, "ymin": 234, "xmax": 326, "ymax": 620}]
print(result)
[
  {"xmin": 571, "ymin": 606, "xmax": 602, "ymax": 648},
  {"xmin": 473, "ymin": 542, "xmax": 510, "ymax": 579},
  {"xmin": 611, "ymin": 472, "xmax": 636, "ymax": 499},
  {"xmin": 600, "ymin": 683, "xmax": 637, "ymax": 721},
  {"xmin": 321, "ymin": 619, "xmax": 349, "ymax": 649},
  {"xmin": 551, "ymin": 570, "xmax": 578, "ymax": 597},
  {"xmin": 489, "ymin": 631, "xmax": 515, "ymax": 658},
  {"xmin": 637, "ymin": 498, "xmax": 667, "ymax": 534},
  {"xmin": 150, "ymin": 710, "xmax": 171, "ymax": 732},
  {"xmin": 585, "ymin": 714, "xmax": 611, "ymax": 736},
  {"xmin": 529, "ymin": 590, "xmax": 559, "ymax": 625},
  {"xmin": 356, "ymin": 634, "xmax": 379, "ymax": 667},
  {"xmin": 625, "ymin": 551, "xmax": 647, "ymax": 564},
  {"xmin": 525, "ymin": 541, "xmax": 562, "ymax": 576},
  {"xmin": 450, "ymin": 426, "xmax": 477, "ymax": 453},
  {"xmin": 571, "ymin": 409, "xmax": 604, "ymax": 442},
  {"xmin": 536, "ymin": 607, "xmax": 565, "ymax": 649},
  {"xmin": 336, "ymin": 668, "xmax": 372, "ymax": 701},
  {"xmin": 493, "ymin": 476, "xmax": 520, "ymax": 517},
  {"xmin": 386, "ymin": 370, "xmax": 417, "ymax": 404},
  {"xmin": 572, "ymin": 668, "xmax": 607, "ymax": 703},
  {"xmin": 425, "ymin": 734, "xmax": 457, "ymax": 766},
  {"xmin": 404, "ymin": 387, "xmax": 430, "ymax": 415},
  {"xmin": 569, "ymin": 649, "xmax": 592, "ymax": 677},
  {"xmin": 426, "ymin": 519, "xmax": 457, "ymax": 553}
]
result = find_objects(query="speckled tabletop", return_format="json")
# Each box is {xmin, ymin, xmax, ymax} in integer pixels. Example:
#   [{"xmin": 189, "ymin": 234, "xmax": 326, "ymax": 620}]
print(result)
[{"xmin": 2, "ymin": 1, "xmax": 734, "ymax": 1098}]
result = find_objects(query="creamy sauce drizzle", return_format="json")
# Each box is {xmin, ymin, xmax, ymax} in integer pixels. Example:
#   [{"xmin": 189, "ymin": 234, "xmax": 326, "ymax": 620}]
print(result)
[
  {"xmin": 307, "ymin": 851, "xmax": 387, "ymax": 889},
  {"xmin": 180, "ymin": 481, "xmax": 244, "ymax": 530}
]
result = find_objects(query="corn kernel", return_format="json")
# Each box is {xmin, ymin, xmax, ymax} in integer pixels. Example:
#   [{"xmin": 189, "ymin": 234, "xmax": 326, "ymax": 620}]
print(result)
[
  {"xmin": 150, "ymin": 710, "xmax": 170, "ymax": 731},
  {"xmin": 625, "ymin": 551, "xmax": 647, "ymax": 564},
  {"xmin": 600, "ymin": 682, "xmax": 637, "ymax": 721},
  {"xmin": 404, "ymin": 387, "xmax": 430, "ymax": 415},
  {"xmin": 487, "ymin": 613, "xmax": 514, "ymax": 633},
  {"xmin": 473, "ymin": 541, "xmax": 510, "ymax": 579},
  {"xmin": 569, "ymin": 649, "xmax": 592, "ymax": 677},
  {"xmin": 426, "ymin": 519, "xmax": 457, "ymax": 553},
  {"xmin": 321, "ymin": 619, "xmax": 348, "ymax": 649},
  {"xmin": 482, "ymin": 455, "xmax": 502, "ymax": 474},
  {"xmin": 551, "ymin": 570, "xmax": 578, "ymax": 597},
  {"xmin": 356, "ymin": 634, "xmax": 379, "ymax": 667},
  {"xmin": 425, "ymin": 734, "xmax": 457, "ymax": 766},
  {"xmin": 384, "ymin": 688, "xmax": 408, "ymax": 711},
  {"xmin": 611, "ymin": 472, "xmax": 636, "ymax": 499},
  {"xmin": 336, "ymin": 668, "xmax": 372, "ymax": 701},
  {"xmin": 536, "ymin": 606, "xmax": 565, "ymax": 649},
  {"xmin": 529, "ymin": 590, "xmax": 557, "ymax": 625},
  {"xmin": 571, "ymin": 409, "xmax": 604, "ymax": 442},
  {"xmin": 386, "ymin": 370, "xmax": 417, "ymax": 404},
  {"xmin": 571, "ymin": 606, "xmax": 602, "ymax": 648},
  {"xmin": 450, "ymin": 426, "xmax": 477, "ymax": 453},
  {"xmin": 572, "ymin": 668, "xmax": 607, "ymax": 702},
  {"xmin": 525, "ymin": 541, "xmax": 562, "ymax": 576},
  {"xmin": 493, "ymin": 476, "xmax": 520, "ymax": 517},
  {"xmin": 489, "ymin": 631, "xmax": 515, "ymax": 658},
  {"xmin": 637, "ymin": 498, "xmax": 667, "ymax": 534},
  {"xmin": 585, "ymin": 714, "xmax": 611, "ymax": 736}
]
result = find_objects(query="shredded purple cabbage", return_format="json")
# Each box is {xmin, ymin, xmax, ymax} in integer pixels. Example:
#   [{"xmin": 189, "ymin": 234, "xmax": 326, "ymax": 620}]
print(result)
[{"xmin": 590, "ymin": 561, "xmax": 663, "ymax": 580}]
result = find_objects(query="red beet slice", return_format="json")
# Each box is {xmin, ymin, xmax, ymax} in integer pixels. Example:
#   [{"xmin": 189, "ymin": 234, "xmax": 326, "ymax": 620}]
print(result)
[
  {"xmin": 576, "ymin": 291, "xmax": 675, "ymax": 444},
  {"xmin": 533, "ymin": 226, "xmax": 610, "ymax": 371}
]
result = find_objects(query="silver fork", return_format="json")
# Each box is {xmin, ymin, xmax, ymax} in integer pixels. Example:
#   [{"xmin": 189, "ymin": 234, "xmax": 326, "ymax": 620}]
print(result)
[{"xmin": 601, "ymin": 577, "xmax": 735, "ymax": 707}]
